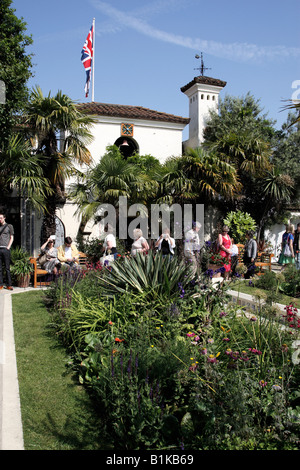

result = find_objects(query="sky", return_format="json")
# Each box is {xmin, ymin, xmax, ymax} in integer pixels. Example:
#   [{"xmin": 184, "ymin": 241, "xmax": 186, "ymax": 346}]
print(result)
[{"xmin": 11, "ymin": 0, "xmax": 300, "ymax": 138}]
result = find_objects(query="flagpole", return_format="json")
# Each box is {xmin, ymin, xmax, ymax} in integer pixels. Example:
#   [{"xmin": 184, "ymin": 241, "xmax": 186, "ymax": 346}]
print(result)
[{"xmin": 92, "ymin": 17, "xmax": 95, "ymax": 102}]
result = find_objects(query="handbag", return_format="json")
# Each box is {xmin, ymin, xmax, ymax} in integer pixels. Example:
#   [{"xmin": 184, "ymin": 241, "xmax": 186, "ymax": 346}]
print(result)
[
  {"xmin": 100, "ymin": 252, "xmax": 115, "ymax": 266},
  {"xmin": 38, "ymin": 253, "xmax": 48, "ymax": 266},
  {"xmin": 283, "ymin": 235, "xmax": 291, "ymax": 257},
  {"xmin": 284, "ymin": 244, "xmax": 291, "ymax": 257}
]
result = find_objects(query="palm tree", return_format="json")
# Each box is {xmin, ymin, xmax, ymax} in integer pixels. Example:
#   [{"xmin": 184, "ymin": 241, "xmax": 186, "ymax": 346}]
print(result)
[
  {"xmin": 256, "ymin": 167, "xmax": 294, "ymax": 242},
  {"xmin": 25, "ymin": 86, "xmax": 96, "ymax": 240},
  {"xmin": 68, "ymin": 145, "xmax": 156, "ymax": 236},
  {"xmin": 159, "ymin": 147, "xmax": 241, "ymax": 205},
  {"xmin": 0, "ymin": 133, "xmax": 52, "ymax": 212},
  {"xmin": 204, "ymin": 130, "xmax": 272, "ymax": 177},
  {"xmin": 281, "ymin": 99, "xmax": 300, "ymax": 126}
]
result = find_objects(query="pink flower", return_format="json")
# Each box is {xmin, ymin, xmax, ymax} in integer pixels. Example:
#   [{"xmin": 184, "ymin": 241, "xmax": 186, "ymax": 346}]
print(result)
[
  {"xmin": 186, "ymin": 332, "xmax": 195, "ymax": 337},
  {"xmin": 259, "ymin": 380, "xmax": 268, "ymax": 387},
  {"xmin": 207, "ymin": 354, "xmax": 218, "ymax": 363},
  {"xmin": 248, "ymin": 348, "xmax": 262, "ymax": 355}
]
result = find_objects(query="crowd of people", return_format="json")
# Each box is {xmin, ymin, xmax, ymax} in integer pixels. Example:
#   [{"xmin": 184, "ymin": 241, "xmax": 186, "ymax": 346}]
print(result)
[
  {"xmin": 42, "ymin": 221, "xmax": 300, "ymax": 279},
  {"xmin": 101, "ymin": 221, "xmax": 262, "ymax": 280},
  {"xmin": 0, "ymin": 209, "xmax": 300, "ymax": 291}
]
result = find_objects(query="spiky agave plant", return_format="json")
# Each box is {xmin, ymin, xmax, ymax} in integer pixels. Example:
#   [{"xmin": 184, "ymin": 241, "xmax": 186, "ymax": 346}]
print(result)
[{"xmin": 96, "ymin": 251, "xmax": 194, "ymax": 299}]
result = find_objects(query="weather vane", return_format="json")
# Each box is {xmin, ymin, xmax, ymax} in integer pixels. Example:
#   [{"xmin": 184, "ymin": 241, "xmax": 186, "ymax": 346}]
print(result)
[{"xmin": 194, "ymin": 53, "xmax": 211, "ymax": 76}]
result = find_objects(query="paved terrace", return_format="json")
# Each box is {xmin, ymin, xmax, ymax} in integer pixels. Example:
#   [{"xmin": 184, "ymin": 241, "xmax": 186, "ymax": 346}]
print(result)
[{"xmin": 0, "ymin": 287, "xmax": 34, "ymax": 450}]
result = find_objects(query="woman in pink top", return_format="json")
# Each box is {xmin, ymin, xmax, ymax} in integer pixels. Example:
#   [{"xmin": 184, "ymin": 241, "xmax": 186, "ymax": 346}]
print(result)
[{"xmin": 217, "ymin": 225, "xmax": 232, "ymax": 278}]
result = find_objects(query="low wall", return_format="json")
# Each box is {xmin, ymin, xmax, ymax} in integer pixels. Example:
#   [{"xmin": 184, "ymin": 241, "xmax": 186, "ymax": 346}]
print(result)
[{"xmin": 227, "ymin": 289, "xmax": 287, "ymax": 313}]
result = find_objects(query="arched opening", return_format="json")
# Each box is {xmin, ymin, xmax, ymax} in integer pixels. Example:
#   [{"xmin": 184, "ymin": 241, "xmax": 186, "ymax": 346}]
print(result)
[
  {"xmin": 115, "ymin": 136, "xmax": 139, "ymax": 159},
  {"xmin": 54, "ymin": 216, "xmax": 65, "ymax": 247},
  {"xmin": 40, "ymin": 216, "xmax": 65, "ymax": 248}
]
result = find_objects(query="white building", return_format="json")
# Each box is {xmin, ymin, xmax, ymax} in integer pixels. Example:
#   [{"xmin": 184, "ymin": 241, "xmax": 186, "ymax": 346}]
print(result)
[
  {"xmin": 54, "ymin": 75, "xmax": 227, "ymax": 247},
  {"xmin": 18, "ymin": 72, "xmax": 298, "ymax": 257},
  {"xmin": 75, "ymin": 102, "xmax": 190, "ymax": 163}
]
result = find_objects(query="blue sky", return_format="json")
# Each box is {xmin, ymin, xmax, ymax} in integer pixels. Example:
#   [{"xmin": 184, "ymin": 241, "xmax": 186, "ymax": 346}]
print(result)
[{"xmin": 12, "ymin": 0, "xmax": 300, "ymax": 137}]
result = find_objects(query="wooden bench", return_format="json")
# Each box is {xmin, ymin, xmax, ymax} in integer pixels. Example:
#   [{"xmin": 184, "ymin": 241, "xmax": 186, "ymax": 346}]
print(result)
[
  {"xmin": 29, "ymin": 257, "xmax": 51, "ymax": 288},
  {"xmin": 236, "ymin": 244, "xmax": 274, "ymax": 275},
  {"xmin": 78, "ymin": 251, "xmax": 88, "ymax": 267},
  {"xmin": 236, "ymin": 244, "xmax": 245, "ymax": 263},
  {"xmin": 255, "ymin": 252, "xmax": 274, "ymax": 275},
  {"xmin": 30, "ymin": 251, "xmax": 88, "ymax": 288}
]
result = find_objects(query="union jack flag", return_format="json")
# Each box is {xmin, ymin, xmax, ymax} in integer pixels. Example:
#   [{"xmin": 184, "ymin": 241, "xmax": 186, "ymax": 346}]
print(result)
[{"xmin": 81, "ymin": 24, "xmax": 94, "ymax": 97}]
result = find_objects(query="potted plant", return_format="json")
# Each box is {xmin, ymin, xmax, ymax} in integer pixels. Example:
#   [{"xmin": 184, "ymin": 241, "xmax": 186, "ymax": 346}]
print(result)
[
  {"xmin": 10, "ymin": 247, "xmax": 34, "ymax": 288},
  {"xmin": 204, "ymin": 241, "xmax": 228, "ymax": 278}
]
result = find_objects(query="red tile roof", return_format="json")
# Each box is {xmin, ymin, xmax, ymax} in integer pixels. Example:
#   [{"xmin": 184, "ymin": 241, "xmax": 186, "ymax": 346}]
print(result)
[
  {"xmin": 181, "ymin": 75, "xmax": 227, "ymax": 93},
  {"xmin": 76, "ymin": 102, "xmax": 190, "ymax": 125}
]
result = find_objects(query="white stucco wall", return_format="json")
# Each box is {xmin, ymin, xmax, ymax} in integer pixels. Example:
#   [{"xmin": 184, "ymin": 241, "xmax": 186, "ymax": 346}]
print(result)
[
  {"xmin": 87, "ymin": 116, "xmax": 186, "ymax": 164},
  {"xmin": 54, "ymin": 116, "xmax": 187, "ymax": 244},
  {"xmin": 182, "ymin": 83, "xmax": 222, "ymax": 149},
  {"xmin": 265, "ymin": 212, "xmax": 300, "ymax": 261}
]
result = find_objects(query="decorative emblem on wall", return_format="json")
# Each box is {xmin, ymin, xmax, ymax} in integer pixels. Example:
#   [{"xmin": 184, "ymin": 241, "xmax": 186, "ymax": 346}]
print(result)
[{"xmin": 121, "ymin": 123, "xmax": 134, "ymax": 136}]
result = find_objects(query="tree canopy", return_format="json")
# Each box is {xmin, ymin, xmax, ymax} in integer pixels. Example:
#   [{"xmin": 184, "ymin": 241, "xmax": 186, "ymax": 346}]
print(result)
[{"xmin": 0, "ymin": 0, "xmax": 33, "ymax": 147}]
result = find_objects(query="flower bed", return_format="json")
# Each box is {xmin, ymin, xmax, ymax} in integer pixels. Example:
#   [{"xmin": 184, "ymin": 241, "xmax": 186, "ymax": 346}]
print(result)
[{"xmin": 46, "ymin": 252, "xmax": 300, "ymax": 450}]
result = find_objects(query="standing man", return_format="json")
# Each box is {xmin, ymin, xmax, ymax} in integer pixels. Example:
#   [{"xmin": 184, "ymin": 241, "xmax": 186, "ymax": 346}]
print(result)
[
  {"xmin": 294, "ymin": 223, "xmax": 300, "ymax": 270},
  {"xmin": 184, "ymin": 221, "xmax": 201, "ymax": 275},
  {"xmin": 0, "ymin": 212, "xmax": 14, "ymax": 290}
]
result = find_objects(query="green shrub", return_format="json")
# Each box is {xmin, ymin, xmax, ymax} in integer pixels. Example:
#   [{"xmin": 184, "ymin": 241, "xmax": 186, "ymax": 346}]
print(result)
[
  {"xmin": 97, "ymin": 251, "xmax": 194, "ymax": 300},
  {"xmin": 279, "ymin": 265, "xmax": 300, "ymax": 298},
  {"xmin": 76, "ymin": 236, "xmax": 126, "ymax": 263},
  {"xmin": 223, "ymin": 210, "xmax": 256, "ymax": 243}
]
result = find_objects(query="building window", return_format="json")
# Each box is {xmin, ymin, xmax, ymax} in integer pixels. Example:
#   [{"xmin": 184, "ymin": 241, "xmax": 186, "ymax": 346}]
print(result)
[
  {"xmin": 212, "ymin": 95, "xmax": 215, "ymax": 101},
  {"xmin": 207, "ymin": 95, "xmax": 210, "ymax": 100},
  {"xmin": 201, "ymin": 94, "xmax": 204, "ymax": 99},
  {"xmin": 121, "ymin": 123, "xmax": 134, "ymax": 137}
]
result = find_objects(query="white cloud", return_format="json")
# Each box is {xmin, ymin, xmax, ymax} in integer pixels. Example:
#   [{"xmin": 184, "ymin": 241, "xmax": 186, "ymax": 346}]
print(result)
[{"xmin": 91, "ymin": 0, "xmax": 300, "ymax": 63}]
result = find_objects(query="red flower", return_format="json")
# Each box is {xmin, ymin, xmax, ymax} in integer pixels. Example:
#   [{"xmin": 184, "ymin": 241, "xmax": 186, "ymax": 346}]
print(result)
[{"xmin": 115, "ymin": 337, "xmax": 124, "ymax": 342}]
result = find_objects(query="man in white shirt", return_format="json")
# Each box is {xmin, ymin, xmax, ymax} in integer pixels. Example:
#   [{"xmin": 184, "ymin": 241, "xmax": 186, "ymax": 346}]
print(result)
[
  {"xmin": 184, "ymin": 221, "xmax": 201, "ymax": 274},
  {"xmin": 57, "ymin": 236, "xmax": 80, "ymax": 268}
]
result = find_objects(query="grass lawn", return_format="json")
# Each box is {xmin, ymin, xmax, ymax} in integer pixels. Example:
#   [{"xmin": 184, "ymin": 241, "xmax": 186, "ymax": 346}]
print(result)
[
  {"xmin": 230, "ymin": 279, "xmax": 300, "ymax": 309},
  {"xmin": 12, "ymin": 290, "xmax": 108, "ymax": 450}
]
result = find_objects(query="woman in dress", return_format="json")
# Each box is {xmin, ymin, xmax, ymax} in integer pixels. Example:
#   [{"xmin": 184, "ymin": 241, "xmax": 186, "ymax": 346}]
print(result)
[
  {"xmin": 131, "ymin": 228, "xmax": 149, "ymax": 256},
  {"xmin": 40, "ymin": 237, "xmax": 61, "ymax": 275},
  {"xmin": 217, "ymin": 225, "xmax": 232, "ymax": 279},
  {"xmin": 278, "ymin": 224, "xmax": 295, "ymax": 267}
]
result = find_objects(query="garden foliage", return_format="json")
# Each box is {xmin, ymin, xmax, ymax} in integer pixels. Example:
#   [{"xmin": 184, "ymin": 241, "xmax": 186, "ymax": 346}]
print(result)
[{"xmin": 47, "ymin": 252, "xmax": 300, "ymax": 450}]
